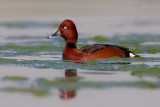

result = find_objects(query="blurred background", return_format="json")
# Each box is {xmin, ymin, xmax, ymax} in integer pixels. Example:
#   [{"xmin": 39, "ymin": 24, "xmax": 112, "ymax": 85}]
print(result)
[
  {"xmin": 1, "ymin": 0, "xmax": 160, "ymax": 37},
  {"xmin": 1, "ymin": 0, "xmax": 160, "ymax": 19}
]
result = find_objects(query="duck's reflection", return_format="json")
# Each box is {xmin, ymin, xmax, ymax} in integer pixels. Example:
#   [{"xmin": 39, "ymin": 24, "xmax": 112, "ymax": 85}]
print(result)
[
  {"xmin": 59, "ymin": 69, "xmax": 77, "ymax": 100},
  {"xmin": 58, "ymin": 62, "xmax": 129, "ymax": 100},
  {"xmin": 64, "ymin": 69, "xmax": 77, "ymax": 77}
]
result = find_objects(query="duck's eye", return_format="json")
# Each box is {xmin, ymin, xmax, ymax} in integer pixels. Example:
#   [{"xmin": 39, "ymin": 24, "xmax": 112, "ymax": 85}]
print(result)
[{"xmin": 64, "ymin": 26, "xmax": 67, "ymax": 29}]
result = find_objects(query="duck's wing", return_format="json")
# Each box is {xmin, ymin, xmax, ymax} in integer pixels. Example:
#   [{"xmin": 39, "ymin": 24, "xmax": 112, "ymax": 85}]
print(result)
[
  {"xmin": 79, "ymin": 44, "xmax": 139, "ymax": 57},
  {"xmin": 79, "ymin": 44, "xmax": 129, "ymax": 53}
]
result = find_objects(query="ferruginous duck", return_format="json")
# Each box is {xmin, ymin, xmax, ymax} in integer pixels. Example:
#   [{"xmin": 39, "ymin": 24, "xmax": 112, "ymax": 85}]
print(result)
[{"xmin": 47, "ymin": 19, "xmax": 138, "ymax": 60}]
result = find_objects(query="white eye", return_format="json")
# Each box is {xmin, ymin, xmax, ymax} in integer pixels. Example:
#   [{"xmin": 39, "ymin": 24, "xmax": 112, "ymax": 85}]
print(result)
[{"xmin": 64, "ymin": 26, "xmax": 67, "ymax": 29}]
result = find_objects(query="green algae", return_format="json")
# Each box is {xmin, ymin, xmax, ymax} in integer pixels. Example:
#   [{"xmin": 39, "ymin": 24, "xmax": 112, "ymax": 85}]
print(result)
[
  {"xmin": 0, "ymin": 45, "xmax": 63, "ymax": 57},
  {"xmin": 4, "ymin": 76, "xmax": 28, "ymax": 81},
  {"xmin": 1, "ymin": 21, "xmax": 160, "ymax": 99},
  {"xmin": 116, "ymin": 40, "xmax": 140, "ymax": 48},
  {"xmin": 33, "ymin": 90, "xmax": 48, "ymax": 97},
  {"xmin": 0, "ymin": 58, "xmax": 17, "ymax": 64},
  {"xmin": 88, "ymin": 36, "xmax": 109, "ymax": 42},
  {"xmin": 132, "ymin": 67, "xmax": 160, "ymax": 77},
  {"xmin": 130, "ymin": 45, "xmax": 160, "ymax": 54},
  {"xmin": 36, "ymin": 78, "xmax": 159, "ymax": 89},
  {"xmin": 51, "ymin": 23, "xmax": 59, "ymax": 28},
  {"xmin": 0, "ymin": 56, "xmax": 160, "ymax": 72},
  {"xmin": 0, "ymin": 21, "xmax": 59, "ymax": 29},
  {"xmin": 1, "ymin": 35, "xmax": 160, "ymax": 57},
  {"xmin": 87, "ymin": 59, "xmax": 98, "ymax": 65},
  {"xmin": 2, "ymin": 87, "xmax": 48, "ymax": 97},
  {"xmin": 86, "ymin": 35, "xmax": 160, "ymax": 54},
  {"xmin": 118, "ymin": 64, "xmax": 148, "ymax": 71},
  {"xmin": 76, "ymin": 43, "xmax": 87, "ymax": 48},
  {"xmin": 0, "ymin": 22, "xmax": 26, "ymax": 28},
  {"xmin": 1, "ymin": 78, "xmax": 158, "ymax": 97},
  {"xmin": 3, "ymin": 45, "xmax": 59, "ymax": 51},
  {"xmin": 130, "ymin": 48, "xmax": 141, "ymax": 53},
  {"xmin": 0, "ymin": 34, "xmax": 160, "ymax": 92}
]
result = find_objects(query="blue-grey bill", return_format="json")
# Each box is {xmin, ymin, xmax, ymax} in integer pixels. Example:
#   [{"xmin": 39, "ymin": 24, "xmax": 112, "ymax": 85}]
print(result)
[{"xmin": 47, "ymin": 29, "xmax": 61, "ymax": 39}]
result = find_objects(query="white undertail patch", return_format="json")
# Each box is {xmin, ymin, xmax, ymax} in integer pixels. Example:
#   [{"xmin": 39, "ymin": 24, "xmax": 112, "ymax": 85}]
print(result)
[{"xmin": 129, "ymin": 53, "xmax": 136, "ymax": 57}]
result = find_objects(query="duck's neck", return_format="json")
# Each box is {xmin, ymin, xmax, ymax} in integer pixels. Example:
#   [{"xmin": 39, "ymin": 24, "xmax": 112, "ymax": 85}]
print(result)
[{"xmin": 66, "ymin": 42, "xmax": 77, "ymax": 48}]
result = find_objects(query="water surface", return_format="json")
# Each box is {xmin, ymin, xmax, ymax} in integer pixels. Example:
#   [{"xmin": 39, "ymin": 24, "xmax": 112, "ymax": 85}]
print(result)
[{"xmin": 0, "ymin": 16, "xmax": 160, "ymax": 107}]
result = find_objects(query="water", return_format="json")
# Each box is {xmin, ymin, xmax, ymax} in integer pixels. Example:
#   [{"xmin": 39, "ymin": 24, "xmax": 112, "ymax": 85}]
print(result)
[{"xmin": 0, "ymin": 19, "xmax": 160, "ymax": 106}]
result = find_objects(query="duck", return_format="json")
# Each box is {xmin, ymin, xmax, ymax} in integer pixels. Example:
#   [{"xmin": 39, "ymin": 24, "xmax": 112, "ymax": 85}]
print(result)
[{"xmin": 47, "ymin": 19, "xmax": 138, "ymax": 60}]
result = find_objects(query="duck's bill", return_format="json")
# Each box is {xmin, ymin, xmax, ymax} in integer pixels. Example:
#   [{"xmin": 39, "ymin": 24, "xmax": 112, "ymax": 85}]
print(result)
[{"xmin": 47, "ymin": 29, "xmax": 61, "ymax": 39}]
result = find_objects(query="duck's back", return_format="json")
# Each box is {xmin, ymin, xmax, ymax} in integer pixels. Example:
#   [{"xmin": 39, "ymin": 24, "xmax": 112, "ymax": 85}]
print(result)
[{"xmin": 79, "ymin": 44, "xmax": 137, "ymax": 58}]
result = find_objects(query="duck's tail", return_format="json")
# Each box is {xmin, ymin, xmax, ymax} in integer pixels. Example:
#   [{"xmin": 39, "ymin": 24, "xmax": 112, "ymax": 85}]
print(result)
[{"xmin": 129, "ymin": 52, "xmax": 140, "ymax": 58}]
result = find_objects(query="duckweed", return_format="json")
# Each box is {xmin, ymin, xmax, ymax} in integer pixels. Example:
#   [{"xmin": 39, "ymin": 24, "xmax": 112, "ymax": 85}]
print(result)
[
  {"xmin": 0, "ymin": 21, "xmax": 59, "ymax": 29},
  {"xmin": 2, "ymin": 87, "xmax": 48, "ymax": 97},
  {"xmin": 130, "ymin": 48, "xmax": 141, "ymax": 53},
  {"xmin": 51, "ymin": 23, "xmax": 60, "ymax": 28},
  {"xmin": 1, "ymin": 79, "xmax": 159, "ymax": 97},
  {"xmin": 0, "ymin": 58, "xmax": 17, "ymax": 64},
  {"xmin": 88, "ymin": 36, "xmax": 109, "ymax": 42},
  {"xmin": 1, "ymin": 20, "xmax": 160, "ymax": 99},
  {"xmin": 33, "ymin": 90, "xmax": 48, "ymax": 97},
  {"xmin": 4, "ymin": 76, "xmax": 28, "ymax": 81},
  {"xmin": 87, "ymin": 59, "xmax": 98, "ymax": 65},
  {"xmin": 1, "ymin": 35, "xmax": 160, "ymax": 56},
  {"xmin": 5, "ymin": 45, "xmax": 59, "ymax": 51},
  {"xmin": 36, "ymin": 78, "xmax": 159, "ymax": 89},
  {"xmin": 0, "ymin": 34, "xmax": 160, "ymax": 93},
  {"xmin": 132, "ymin": 67, "xmax": 160, "ymax": 77}
]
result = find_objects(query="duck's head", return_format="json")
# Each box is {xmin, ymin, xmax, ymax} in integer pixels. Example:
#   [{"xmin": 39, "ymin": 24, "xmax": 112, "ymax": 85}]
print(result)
[{"xmin": 48, "ymin": 19, "xmax": 78, "ymax": 43}]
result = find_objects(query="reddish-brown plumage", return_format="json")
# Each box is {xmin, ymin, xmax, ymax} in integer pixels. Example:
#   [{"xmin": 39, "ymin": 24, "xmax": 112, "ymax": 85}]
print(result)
[{"xmin": 48, "ymin": 19, "xmax": 138, "ymax": 60}]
